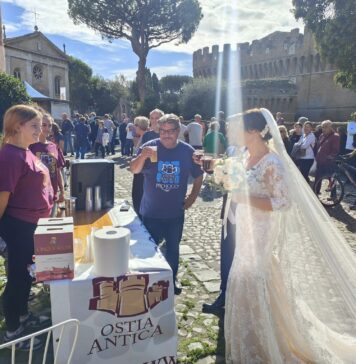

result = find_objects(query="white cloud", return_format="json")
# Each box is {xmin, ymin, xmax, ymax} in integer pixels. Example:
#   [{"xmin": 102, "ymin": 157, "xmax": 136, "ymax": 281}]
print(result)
[
  {"xmin": 3, "ymin": 0, "xmax": 303, "ymax": 55},
  {"xmin": 159, "ymin": 0, "xmax": 304, "ymax": 53},
  {"xmin": 110, "ymin": 60, "xmax": 192, "ymax": 80}
]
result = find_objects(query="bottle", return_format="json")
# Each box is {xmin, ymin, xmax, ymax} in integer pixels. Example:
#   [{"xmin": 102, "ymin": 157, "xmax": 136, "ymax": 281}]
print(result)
[
  {"xmin": 85, "ymin": 187, "xmax": 93, "ymax": 212},
  {"xmin": 94, "ymin": 186, "xmax": 102, "ymax": 212}
]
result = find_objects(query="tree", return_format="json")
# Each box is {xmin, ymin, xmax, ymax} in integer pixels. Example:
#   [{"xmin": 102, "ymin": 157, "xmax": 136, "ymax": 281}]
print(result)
[
  {"xmin": 159, "ymin": 75, "xmax": 192, "ymax": 114},
  {"xmin": 293, "ymin": 0, "xmax": 356, "ymax": 90},
  {"xmin": 160, "ymin": 75, "xmax": 192, "ymax": 93},
  {"xmin": 179, "ymin": 77, "xmax": 227, "ymax": 119},
  {"xmin": 91, "ymin": 75, "xmax": 129, "ymax": 115},
  {"xmin": 67, "ymin": 0, "xmax": 203, "ymax": 102},
  {"xmin": 0, "ymin": 72, "xmax": 31, "ymax": 131},
  {"xmin": 68, "ymin": 56, "xmax": 93, "ymax": 112},
  {"xmin": 130, "ymin": 68, "xmax": 160, "ymax": 115}
]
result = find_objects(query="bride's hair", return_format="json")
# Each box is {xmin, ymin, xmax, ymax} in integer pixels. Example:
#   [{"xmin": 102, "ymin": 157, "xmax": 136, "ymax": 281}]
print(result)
[{"xmin": 243, "ymin": 108, "xmax": 272, "ymax": 141}]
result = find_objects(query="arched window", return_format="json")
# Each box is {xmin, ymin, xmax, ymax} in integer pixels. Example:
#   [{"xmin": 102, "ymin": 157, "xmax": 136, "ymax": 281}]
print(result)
[
  {"xmin": 307, "ymin": 55, "xmax": 314, "ymax": 73},
  {"xmin": 292, "ymin": 57, "xmax": 298, "ymax": 74},
  {"xmin": 299, "ymin": 56, "xmax": 305, "ymax": 74},
  {"xmin": 315, "ymin": 54, "xmax": 321, "ymax": 72},
  {"xmin": 286, "ymin": 59, "xmax": 291, "ymax": 75},
  {"xmin": 254, "ymin": 64, "xmax": 258, "ymax": 79},
  {"xmin": 259, "ymin": 64, "xmax": 263, "ymax": 78},
  {"xmin": 249, "ymin": 65, "xmax": 253, "ymax": 79},
  {"xmin": 279, "ymin": 60, "xmax": 284, "ymax": 75},
  {"xmin": 13, "ymin": 68, "xmax": 21, "ymax": 80},
  {"xmin": 54, "ymin": 76, "xmax": 61, "ymax": 96}
]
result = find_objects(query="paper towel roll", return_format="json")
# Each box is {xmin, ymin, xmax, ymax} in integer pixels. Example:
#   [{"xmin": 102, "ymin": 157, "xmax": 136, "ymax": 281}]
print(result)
[{"xmin": 93, "ymin": 227, "xmax": 130, "ymax": 277}]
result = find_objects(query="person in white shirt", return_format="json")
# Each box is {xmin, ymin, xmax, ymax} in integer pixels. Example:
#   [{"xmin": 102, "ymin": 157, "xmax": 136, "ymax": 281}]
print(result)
[
  {"xmin": 184, "ymin": 118, "xmax": 203, "ymax": 149},
  {"xmin": 125, "ymin": 122, "xmax": 135, "ymax": 156},
  {"xmin": 294, "ymin": 121, "xmax": 316, "ymax": 181},
  {"xmin": 178, "ymin": 116, "xmax": 187, "ymax": 141},
  {"xmin": 346, "ymin": 112, "xmax": 356, "ymax": 152},
  {"xmin": 103, "ymin": 114, "xmax": 116, "ymax": 154}
]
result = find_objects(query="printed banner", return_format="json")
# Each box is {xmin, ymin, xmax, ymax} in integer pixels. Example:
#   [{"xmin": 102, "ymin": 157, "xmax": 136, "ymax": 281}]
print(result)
[{"xmin": 50, "ymin": 271, "xmax": 177, "ymax": 364}]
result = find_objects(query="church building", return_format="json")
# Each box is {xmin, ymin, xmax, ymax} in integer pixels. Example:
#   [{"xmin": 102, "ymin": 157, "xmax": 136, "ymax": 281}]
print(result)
[{"xmin": 1, "ymin": 9, "xmax": 70, "ymax": 119}]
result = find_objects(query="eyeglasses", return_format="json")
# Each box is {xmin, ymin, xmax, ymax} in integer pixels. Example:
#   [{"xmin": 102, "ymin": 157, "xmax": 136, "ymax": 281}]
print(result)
[{"xmin": 158, "ymin": 128, "xmax": 178, "ymax": 135}]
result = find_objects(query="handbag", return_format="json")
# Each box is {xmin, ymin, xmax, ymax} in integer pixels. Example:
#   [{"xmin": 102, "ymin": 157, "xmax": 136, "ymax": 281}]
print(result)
[{"xmin": 291, "ymin": 144, "xmax": 306, "ymax": 159}]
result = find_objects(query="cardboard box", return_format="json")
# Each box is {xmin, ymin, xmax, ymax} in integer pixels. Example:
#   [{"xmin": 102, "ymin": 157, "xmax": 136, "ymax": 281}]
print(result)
[
  {"xmin": 34, "ymin": 225, "xmax": 74, "ymax": 282},
  {"xmin": 37, "ymin": 217, "xmax": 74, "ymax": 226}
]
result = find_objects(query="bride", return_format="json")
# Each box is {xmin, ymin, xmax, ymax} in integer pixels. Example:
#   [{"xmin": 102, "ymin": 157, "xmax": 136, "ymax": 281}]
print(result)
[{"xmin": 225, "ymin": 108, "xmax": 356, "ymax": 363}]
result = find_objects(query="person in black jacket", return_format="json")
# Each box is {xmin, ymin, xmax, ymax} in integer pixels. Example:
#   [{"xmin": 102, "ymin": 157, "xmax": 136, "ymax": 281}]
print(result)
[
  {"xmin": 61, "ymin": 113, "xmax": 74, "ymax": 156},
  {"xmin": 119, "ymin": 114, "xmax": 128, "ymax": 156}
]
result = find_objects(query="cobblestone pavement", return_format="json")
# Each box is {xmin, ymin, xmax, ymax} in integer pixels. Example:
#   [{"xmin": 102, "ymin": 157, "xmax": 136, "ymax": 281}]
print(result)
[
  {"xmin": 112, "ymin": 153, "xmax": 356, "ymax": 364},
  {"xmin": 0, "ymin": 150, "xmax": 355, "ymax": 364}
]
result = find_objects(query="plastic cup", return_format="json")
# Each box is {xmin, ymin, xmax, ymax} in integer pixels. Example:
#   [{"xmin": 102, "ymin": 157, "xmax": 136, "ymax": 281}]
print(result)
[
  {"xmin": 149, "ymin": 146, "xmax": 158, "ymax": 163},
  {"xmin": 202, "ymin": 155, "xmax": 214, "ymax": 174}
]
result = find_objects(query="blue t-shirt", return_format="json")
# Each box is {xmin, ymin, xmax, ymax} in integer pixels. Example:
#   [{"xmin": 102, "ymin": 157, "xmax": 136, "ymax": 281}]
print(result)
[
  {"xmin": 141, "ymin": 130, "xmax": 159, "ymax": 145},
  {"xmin": 138, "ymin": 139, "xmax": 203, "ymax": 218}
]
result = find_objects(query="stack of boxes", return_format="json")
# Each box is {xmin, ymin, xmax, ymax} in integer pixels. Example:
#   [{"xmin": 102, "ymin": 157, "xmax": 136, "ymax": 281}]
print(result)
[{"xmin": 34, "ymin": 217, "xmax": 74, "ymax": 282}]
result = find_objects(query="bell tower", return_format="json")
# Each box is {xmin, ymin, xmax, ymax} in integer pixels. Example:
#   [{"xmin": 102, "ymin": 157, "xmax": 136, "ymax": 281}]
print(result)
[{"xmin": 0, "ymin": 4, "xmax": 5, "ymax": 72}]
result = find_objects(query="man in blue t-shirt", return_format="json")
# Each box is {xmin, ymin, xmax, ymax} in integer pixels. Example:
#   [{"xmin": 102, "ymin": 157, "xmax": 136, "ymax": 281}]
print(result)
[{"xmin": 130, "ymin": 114, "xmax": 203, "ymax": 295}]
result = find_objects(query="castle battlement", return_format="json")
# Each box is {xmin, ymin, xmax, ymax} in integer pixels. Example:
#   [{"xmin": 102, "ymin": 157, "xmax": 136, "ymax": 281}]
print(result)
[
  {"xmin": 193, "ymin": 28, "xmax": 335, "ymax": 80},
  {"xmin": 192, "ymin": 27, "xmax": 356, "ymax": 122}
]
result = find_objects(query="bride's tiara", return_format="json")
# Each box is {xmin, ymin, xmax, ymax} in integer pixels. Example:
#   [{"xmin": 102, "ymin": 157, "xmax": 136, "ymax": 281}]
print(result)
[{"xmin": 260, "ymin": 124, "xmax": 269, "ymax": 138}]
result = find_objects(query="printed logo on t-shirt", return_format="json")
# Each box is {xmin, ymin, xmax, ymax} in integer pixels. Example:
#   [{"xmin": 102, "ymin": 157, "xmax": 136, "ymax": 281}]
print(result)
[
  {"xmin": 35, "ymin": 152, "xmax": 56, "ymax": 177},
  {"xmin": 156, "ymin": 161, "xmax": 180, "ymax": 192}
]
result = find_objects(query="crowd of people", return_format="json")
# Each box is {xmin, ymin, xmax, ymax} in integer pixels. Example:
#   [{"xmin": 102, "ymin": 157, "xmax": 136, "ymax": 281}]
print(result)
[
  {"xmin": 0, "ymin": 102, "xmax": 356, "ymax": 362},
  {"xmin": 277, "ymin": 113, "xmax": 356, "ymax": 191}
]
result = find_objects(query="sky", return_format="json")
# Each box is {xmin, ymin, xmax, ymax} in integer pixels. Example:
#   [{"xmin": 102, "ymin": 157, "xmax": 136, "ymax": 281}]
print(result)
[{"xmin": 1, "ymin": 0, "xmax": 303, "ymax": 80}]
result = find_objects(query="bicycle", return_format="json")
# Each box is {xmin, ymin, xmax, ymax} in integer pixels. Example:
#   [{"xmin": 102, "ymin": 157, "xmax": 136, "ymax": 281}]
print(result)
[{"xmin": 314, "ymin": 155, "xmax": 356, "ymax": 208}]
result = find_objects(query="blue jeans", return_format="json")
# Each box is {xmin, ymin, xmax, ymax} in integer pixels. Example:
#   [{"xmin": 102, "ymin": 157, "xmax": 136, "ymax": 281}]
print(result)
[
  {"xmin": 64, "ymin": 132, "xmax": 74, "ymax": 154},
  {"xmin": 124, "ymin": 139, "xmax": 134, "ymax": 156},
  {"xmin": 142, "ymin": 215, "xmax": 184, "ymax": 281},
  {"xmin": 75, "ymin": 144, "xmax": 87, "ymax": 159}
]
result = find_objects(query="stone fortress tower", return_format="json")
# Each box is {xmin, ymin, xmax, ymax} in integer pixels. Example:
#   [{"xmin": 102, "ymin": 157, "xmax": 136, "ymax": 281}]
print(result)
[
  {"xmin": 193, "ymin": 28, "xmax": 356, "ymax": 121},
  {"xmin": 0, "ymin": 5, "xmax": 5, "ymax": 72}
]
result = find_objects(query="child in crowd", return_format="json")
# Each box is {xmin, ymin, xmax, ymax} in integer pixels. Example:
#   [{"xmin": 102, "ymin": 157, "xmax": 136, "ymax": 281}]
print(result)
[
  {"xmin": 30, "ymin": 113, "xmax": 65, "ymax": 215},
  {"xmin": 0, "ymin": 105, "xmax": 53, "ymax": 349},
  {"xmin": 102, "ymin": 127, "xmax": 110, "ymax": 150}
]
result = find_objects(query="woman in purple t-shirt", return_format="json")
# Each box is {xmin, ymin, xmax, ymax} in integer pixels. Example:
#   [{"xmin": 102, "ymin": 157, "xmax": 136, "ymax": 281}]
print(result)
[
  {"xmin": 30, "ymin": 113, "xmax": 65, "ymax": 214},
  {"xmin": 0, "ymin": 105, "xmax": 53, "ymax": 349}
]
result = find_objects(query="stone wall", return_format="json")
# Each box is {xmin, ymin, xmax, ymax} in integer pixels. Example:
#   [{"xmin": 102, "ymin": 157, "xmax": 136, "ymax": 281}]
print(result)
[{"xmin": 193, "ymin": 28, "xmax": 356, "ymax": 121}]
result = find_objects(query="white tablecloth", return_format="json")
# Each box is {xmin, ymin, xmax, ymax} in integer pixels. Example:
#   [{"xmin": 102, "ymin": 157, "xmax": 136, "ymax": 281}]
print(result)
[{"xmin": 49, "ymin": 206, "xmax": 177, "ymax": 364}]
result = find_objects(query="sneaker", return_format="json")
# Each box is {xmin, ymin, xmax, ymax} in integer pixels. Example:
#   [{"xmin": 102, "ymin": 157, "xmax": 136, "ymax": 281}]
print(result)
[
  {"xmin": 20, "ymin": 312, "xmax": 51, "ymax": 329},
  {"xmin": 3, "ymin": 326, "xmax": 44, "ymax": 351}
]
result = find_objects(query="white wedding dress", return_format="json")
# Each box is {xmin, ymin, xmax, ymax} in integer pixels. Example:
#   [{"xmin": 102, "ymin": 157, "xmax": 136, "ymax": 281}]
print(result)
[{"xmin": 225, "ymin": 109, "xmax": 356, "ymax": 364}]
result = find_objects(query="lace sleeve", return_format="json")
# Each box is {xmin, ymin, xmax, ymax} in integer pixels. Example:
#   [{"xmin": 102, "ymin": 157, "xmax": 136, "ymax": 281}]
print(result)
[{"xmin": 263, "ymin": 157, "xmax": 290, "ymax": 211}]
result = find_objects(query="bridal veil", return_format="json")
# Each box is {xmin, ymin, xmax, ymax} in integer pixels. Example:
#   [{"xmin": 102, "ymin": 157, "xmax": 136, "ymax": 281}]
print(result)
[{"xmin": 226, "ymin": 108, "xmax": 356, "ymax": 363}]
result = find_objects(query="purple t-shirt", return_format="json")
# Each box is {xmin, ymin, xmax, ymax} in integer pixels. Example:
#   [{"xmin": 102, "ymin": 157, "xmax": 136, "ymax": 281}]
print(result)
[
  {"xmin": 0, "ymin": 144, "xmax": 54, "ymax": 224},
  {"xmin": 138, "ymin": 139, "xmax": 203, "ymax": 219},
  {"xmin": 30, "ymin": 142, "xmax": 64, "ymax": 200}
]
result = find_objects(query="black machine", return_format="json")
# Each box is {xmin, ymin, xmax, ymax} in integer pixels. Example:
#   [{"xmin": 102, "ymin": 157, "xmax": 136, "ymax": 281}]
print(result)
[{"xmin": 70, "ymin": 159, "xmax": 115, "ymax": 210}]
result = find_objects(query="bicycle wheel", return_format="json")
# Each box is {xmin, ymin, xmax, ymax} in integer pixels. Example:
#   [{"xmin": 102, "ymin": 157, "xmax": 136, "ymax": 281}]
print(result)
[{"xmin": 314, "ymin": 174, "xmax": 344, "ymax": 207}]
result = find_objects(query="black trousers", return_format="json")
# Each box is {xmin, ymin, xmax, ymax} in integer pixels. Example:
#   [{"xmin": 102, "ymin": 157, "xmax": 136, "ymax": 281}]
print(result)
[
  {"xmin": 0, "ymin": 215, "xmax": 35, "ymax": 331},
  {"xmin": 220, "ymin": 220, "xmax": 236, "ymax": 297},
  {"xmin": 132, "ymin": 173, "xmax": 144, "ymax": 219},
  {"xmin": 296, "ymin": 158, "xmax": 314, "ymax": 181},
  {"xmin": 314, "ymin": 163, "xmax": 337, "ymax": 194},
  {"xmin": 120, "ymin": 137, "xmax": 126, "ymax": 155},
  {"xmin": 94, "ymin": 142, "xmax": 106, "ymax": 157},
  {"xmin": 142, "ymin": 216, "xmax": 184, "ymax": 282}
]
